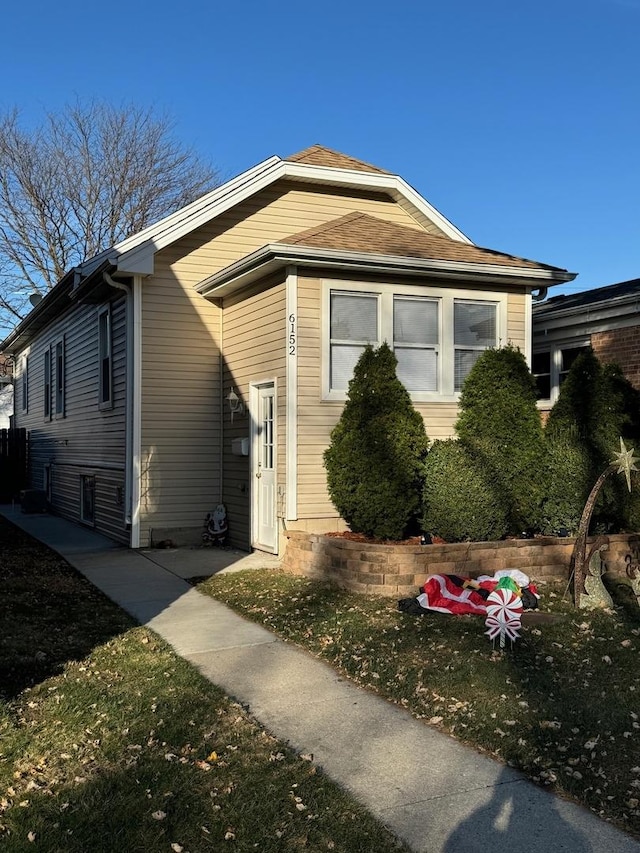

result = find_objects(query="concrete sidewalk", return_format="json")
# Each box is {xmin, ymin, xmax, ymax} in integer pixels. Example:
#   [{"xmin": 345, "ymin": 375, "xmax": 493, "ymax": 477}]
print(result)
[{"xmin": 3, "ymin": 505, "xmax": 639, "ymax": 853}]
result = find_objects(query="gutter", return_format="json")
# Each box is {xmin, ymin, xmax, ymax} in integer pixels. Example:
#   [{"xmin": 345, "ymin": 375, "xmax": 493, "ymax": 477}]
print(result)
[{"xmin": 197, "ymin": 244, "xmax": 577, "ymax": 299}]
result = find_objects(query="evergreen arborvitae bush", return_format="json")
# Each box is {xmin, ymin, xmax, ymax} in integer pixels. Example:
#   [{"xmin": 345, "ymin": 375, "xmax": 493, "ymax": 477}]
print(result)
[
  {"xmin": 545, "ymin": 349, "xmax": 640, "ymax": 531},
  {"xmin": 422, "ymin": 440, "xmax": 509, "ymax": 542},
  {"xmin": 454, "ymin": 344, "xmax": 547, "ymax": 534},
  {"xmin": 323, "ymin": 343, "xmax": 429, "ymax": 540},
  {"xmin": 540, "ymin": 433, "xmax": 592, "ymax": 536}
]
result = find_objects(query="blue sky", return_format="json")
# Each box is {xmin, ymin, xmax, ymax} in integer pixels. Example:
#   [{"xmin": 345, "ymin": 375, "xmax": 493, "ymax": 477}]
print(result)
[{"xmin": 2, "ymin": 0, "xmax": 639, "ymax": 296}]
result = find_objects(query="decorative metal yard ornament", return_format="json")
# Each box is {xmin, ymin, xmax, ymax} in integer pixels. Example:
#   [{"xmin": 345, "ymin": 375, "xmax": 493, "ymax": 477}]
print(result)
[
  {"xmin": 582, "ymin": 543, "xmax": 614, "ymax": 609},
  {"xmin": 485, "ymin": 583, "xmax": 523, "ymax": 649},
  {"xmin": 571, "ymin": 438, "xmax": 639, "ymax": 608}
]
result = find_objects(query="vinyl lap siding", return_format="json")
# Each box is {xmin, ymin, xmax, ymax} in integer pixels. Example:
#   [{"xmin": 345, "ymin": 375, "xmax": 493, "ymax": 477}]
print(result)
[
  {"xmin": 158, "ymin": 182, "xmax": 428, "ymax": 281},
  {"xmin": 221, "ymin": 277, "xmax": 286, "ymax": 549},
  {"xmin": 138, "ymin": 182, "xmax": 421, "ymax": 546},
  {"xmin": 12, "ymin": 296, "xmax": 128, "ymax": 543},
  {"xmin": 295, "ymin": 276, "xmax": 528, "ymax": 522},
  {"xmin": 138, "ymin": 258, "xmax": 222, "ymax": 547}
]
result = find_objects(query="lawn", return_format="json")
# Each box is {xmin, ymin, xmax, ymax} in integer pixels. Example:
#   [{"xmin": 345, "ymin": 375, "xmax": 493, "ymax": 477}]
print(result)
[
  {"xmin": 199, "ymin": 568, "xmax": 640, "ymax": 840},
  {"xmin": 0, "ymin": 517, "xmax": 409, "ymax": 853}
]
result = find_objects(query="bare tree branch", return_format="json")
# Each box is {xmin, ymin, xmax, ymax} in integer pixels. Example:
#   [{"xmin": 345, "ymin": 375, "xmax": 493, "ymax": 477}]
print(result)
[{"xmin": 0, "ymin": 100, "xmax": 219, "ymax": 338}]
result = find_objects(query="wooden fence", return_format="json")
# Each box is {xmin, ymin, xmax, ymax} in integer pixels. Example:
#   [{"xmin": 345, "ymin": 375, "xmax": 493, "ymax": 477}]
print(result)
[{"xmin": 0, "ymin": 429, "xmax": 27, "ymax": 502}]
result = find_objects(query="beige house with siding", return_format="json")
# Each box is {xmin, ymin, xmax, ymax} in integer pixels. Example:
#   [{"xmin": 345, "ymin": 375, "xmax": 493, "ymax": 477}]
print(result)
[{"xmin": 1, "ymin": 145, "xmax": 576, "ymax": 553}]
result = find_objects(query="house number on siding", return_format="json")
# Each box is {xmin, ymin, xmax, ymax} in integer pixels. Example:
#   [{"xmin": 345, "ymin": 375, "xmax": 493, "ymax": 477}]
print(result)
[{"xmin": 288, "ymin": 313, "xmax": 296, "ymax": 356}]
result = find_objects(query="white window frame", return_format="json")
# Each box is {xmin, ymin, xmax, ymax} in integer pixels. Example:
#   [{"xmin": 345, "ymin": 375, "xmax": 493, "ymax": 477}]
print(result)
[
  {"xmin": 98, "ymin": 305, "xmax": 113, "ymax": 409},
  {"xmin": 321, "ymin": 280, "xmax": 507, "ymax": 402},
  {"xmin": 533, "ymin": 339, "xmax": 590, "ymax": 406},
  {"xmin": 43, "ymin": 347, "xmax": 52, "ymax": 420},
  {"xmin": 54, "ymin": 336, "xmax": 65, "ymax": 418}
]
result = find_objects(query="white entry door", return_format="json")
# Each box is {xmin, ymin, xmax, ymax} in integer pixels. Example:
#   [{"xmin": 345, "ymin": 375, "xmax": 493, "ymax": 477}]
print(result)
[{"xmin": 252, "ymin": 383, "xmax": 277, "ymax": 552}]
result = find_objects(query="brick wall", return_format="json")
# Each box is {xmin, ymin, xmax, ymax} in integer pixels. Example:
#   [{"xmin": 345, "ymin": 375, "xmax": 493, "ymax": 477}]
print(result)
[
  {"xmin": 283, "ymin": 531, "xmax": 640, "ymax": 597},
  {"xmin": 592, "ymin": 324, "xmax": 640, "ymax": 391}
]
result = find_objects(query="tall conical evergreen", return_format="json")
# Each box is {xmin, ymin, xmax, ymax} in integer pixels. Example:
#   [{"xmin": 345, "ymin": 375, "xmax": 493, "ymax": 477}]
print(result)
[
  {"xmin": 455, "ymin": 344, "xmax": 547, "ymax": 533},
  {"xmin": 323, "ymin": 343, "xmax": 429, "ymax": 540},
  {"xmin": 545, "ymin": 348, "xmax": 640, "ymax": 531}
]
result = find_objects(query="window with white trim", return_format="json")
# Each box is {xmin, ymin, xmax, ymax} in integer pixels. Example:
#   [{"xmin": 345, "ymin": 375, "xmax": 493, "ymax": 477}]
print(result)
[
  {"xmin": 533, "ymin": 342, "xmax": 589, "ymax": 403},
  {"xmin": 98, "ymin": 305, "xmax": 112, "ymax": 408},
  {"xmin": 324, "ymin": 282, "xmax": 502, "ymax": 400},
  {"xmin": 394, "ymin": 296, "xmax": 439, "ymax": 391},
  {"xmin": 329, "ymin": 291, "xmax": 378, "ymax": 391},
  {"xmin": 454, "ymin": 300, "xmax": 497, "ymax": 391},
  {"xmin": 43, "ymin": 348, "xmax": 52, "ymax": 420},
  {"xmin": 54, "ymin": 337, "xmax": 65, "ymax": 417}
]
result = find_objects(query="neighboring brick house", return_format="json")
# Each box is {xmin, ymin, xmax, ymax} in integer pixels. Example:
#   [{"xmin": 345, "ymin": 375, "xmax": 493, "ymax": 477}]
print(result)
[{"xmin": 532, "ymin": 278, "xmax": 640, "ymax": 412}]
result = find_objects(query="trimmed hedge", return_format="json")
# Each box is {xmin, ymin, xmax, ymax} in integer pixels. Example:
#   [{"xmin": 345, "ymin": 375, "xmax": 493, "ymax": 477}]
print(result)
[
  {"xmin": 422, "ymin": 439, "xmax": 509, "ymax": 542},
  {"xmin": 455, "ymin": 345, "xmax": 547, "ymax": 533}
]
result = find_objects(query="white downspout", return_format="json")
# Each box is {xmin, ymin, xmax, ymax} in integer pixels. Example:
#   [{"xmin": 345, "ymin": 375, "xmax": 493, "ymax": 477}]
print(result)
[
  {"xmin": 102, "ymin": 271, "xmax": 142, "ymax": 548},
  {"xmin": 103, "ymin": 273, "xmax": 133, "ymax": 535},
  {"xmin": 131, "ymin": 276, "xmax": 142, "ymax": 547}
]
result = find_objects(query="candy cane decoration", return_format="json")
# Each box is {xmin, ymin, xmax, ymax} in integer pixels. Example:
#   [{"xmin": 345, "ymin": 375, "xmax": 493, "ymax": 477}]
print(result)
[{"xmin": 485, "ymin": 587, "xmax": 523, "ymax": 649}]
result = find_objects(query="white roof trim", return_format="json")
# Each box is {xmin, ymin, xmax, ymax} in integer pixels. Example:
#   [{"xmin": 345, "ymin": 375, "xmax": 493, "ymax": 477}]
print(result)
[
  {"xmin": 80, "ymin": 155, "xmax": 473, "ymax": 279},
  {"xmin": 197, "ymin": 243, "xmax": 575, "ymax": 299}
]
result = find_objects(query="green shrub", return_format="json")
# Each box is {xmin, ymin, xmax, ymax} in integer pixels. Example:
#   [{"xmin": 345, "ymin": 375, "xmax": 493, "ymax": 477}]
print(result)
[
  {"xmin": 421, "ymin": 439, "xmax": 509, "ymax": 542},
  {"xmin": 323, "ymin": 343, "xmax": 430, "ymax": 540},
  {"xmin": 455, "ymin": 344, "xmax": 547, "ymax": 533},
  {"xmin": 539, "ymin": 433, "xmax": 592, "ymax": 536},
  {"xmin": 545, "ymin": 349, "xmax": 640, "ymax": 531}
]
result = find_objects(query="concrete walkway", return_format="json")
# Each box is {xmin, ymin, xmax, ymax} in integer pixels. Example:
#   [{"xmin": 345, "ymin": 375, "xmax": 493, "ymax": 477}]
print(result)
[{"xmin": 3, "ymin": 505, "xmax": 639, "ymax": 853}]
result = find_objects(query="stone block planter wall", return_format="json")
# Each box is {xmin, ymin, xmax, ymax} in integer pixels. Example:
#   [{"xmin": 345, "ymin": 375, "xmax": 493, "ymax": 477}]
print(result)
[{"xmin": 283, "ymin": 531, "xmax": 640, "ymax": 598}]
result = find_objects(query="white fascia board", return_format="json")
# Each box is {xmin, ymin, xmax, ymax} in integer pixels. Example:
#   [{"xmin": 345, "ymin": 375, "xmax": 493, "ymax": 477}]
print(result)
[
  {"xmin": 89, "ymin": 157, "xmax": 473, "ymax": 278},
  {"xmin": 113, "ymin": 158, "xmax": 285, "ymax": 274},
  {"xmin": 197, "ymin": 244, "xmax": 575, "ymax": 299}
]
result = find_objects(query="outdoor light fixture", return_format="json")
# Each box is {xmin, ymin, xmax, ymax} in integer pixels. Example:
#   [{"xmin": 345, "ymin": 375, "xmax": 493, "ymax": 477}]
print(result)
[{"xmin": 227, "ymin": 387, "xmax": 244, "ymax": 422}]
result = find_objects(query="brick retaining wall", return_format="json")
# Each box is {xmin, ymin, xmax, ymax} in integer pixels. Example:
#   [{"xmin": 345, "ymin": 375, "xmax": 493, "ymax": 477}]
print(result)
[{"xmin": 283, "ymin": 531, "xmax": 640, "ymax": 597}]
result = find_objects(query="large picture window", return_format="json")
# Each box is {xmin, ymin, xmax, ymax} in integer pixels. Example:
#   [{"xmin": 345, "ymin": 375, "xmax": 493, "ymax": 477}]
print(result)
[{"xmin": 324, "ymin": 282, "xmax": 502, "ymax": 399}]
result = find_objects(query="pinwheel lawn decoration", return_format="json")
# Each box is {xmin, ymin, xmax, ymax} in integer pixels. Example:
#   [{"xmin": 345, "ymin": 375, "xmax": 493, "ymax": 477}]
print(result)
[{"xmin": 485, "ymin": 578, "xmax": 523, "ymax": 649}]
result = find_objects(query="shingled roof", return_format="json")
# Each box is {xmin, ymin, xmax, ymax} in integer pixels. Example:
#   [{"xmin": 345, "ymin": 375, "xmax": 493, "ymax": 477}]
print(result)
[
  {"xmin": 533, "ymin": 278, "xmax": 640, "ymax": 316},
  {"xmin": 285, "ymin": 144, "xmax": 390, "ymax": 174},
  {"xmin": 283, "ymin": 212, "xmax": 568, "ymax": 272}
]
